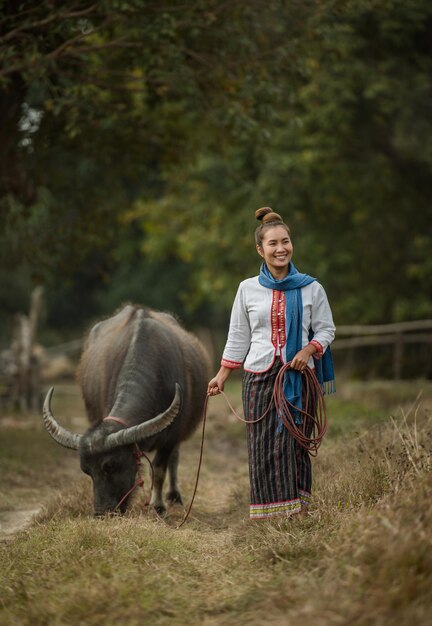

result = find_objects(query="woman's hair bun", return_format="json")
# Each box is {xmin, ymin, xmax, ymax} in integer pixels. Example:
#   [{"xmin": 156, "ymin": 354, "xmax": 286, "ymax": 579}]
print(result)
[
  {"xmin": 255, "ymin": 206, "xmax": 283, "ymax": 223},
  {"xmin": 255, "ymin": 207, "xmax": 272, "ymax": 221}
]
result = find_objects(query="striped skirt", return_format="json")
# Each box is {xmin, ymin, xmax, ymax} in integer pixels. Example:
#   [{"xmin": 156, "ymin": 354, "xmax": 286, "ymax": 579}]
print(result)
[{"xmin": 242, "ymin": 358, "xmax": 315, "ymax": 520}]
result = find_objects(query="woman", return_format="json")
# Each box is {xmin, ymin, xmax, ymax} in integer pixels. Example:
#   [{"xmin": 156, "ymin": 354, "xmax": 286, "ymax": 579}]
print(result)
[{"xmin": 207, "ymin": 207, "xmax": 336, "ymax": 519}]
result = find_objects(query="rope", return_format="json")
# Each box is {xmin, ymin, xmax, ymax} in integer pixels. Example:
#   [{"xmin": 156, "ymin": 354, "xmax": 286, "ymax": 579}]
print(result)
[
  {"xmin": 173, "ymin": 393, "xmax": 208, "ymax": 529},
  {"xmin": 272, "ymin": 363, "xmax": 328, "ymax": 457},
  {"xmin": 107, "ymin": 363, "xmax": 327, "ymax": 524},
  {"xmin": 220, "ymin": 390, "xmax": 272, "ymax": 423},
  {"xmin": 112, "ymin": 446, "xmax": 154, "ymax": 513},
  {"xmin": 221, "ymin": 363, "xmax": 327, "ymax": 455},
  {"xmin": 103, "ymin": 416, "xmax": 154, "ymax": 513},
  {"xmin": 105, "ymin": 407, "xmax": 208, "ymax": 528}
]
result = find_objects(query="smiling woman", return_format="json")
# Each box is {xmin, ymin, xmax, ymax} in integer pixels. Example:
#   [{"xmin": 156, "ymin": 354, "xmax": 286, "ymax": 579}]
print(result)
[
  {"xmin": 255, "ymin": 209, "xmax": 294, "ymax": 279},
  {"xmin": 208, "ymin": 207, "xmax": 336, "ymax": 520}
]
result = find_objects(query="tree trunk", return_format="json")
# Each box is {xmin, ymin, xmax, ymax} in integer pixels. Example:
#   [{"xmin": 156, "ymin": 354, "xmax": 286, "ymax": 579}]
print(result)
[{"xmin": 10, "ymin": 286, "xmax": 44, "ymax": 412}]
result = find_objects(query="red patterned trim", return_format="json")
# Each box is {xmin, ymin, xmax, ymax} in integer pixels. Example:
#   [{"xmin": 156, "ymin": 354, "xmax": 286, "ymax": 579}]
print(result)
[
  {"xmin": 279, "ymin": 292, "xmax": 286, "ymax": 347},
  {"xmin": 271, "ymin": 290, "xmax": 286, "ymax": 349},
  {"xmin": 309, "ymin": 340, "xmax": 323, "ymax": 359},
  {"xmin": 271, "ymin": 290, "xmax": 278, "ymax": 349},
  {"xmin": 249, "ymin": 498, "xmax": 302, "ymax": 519},
  {"xmin": 221, "ymin": 358, "xmax": 242, "ymax": 369}
]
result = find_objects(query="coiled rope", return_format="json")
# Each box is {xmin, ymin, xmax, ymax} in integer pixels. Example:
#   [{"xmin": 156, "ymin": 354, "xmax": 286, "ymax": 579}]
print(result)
[
  {"xmin": 220, "ymin": 362, "xmax": 328, "ymax": 456},
  {"xmin": 111, "ymin": 362, "xmax": 327, "ymax": 525},
  {"xmin": 272, "ymin": 362, "xmax": 328, "ymax": 457}
]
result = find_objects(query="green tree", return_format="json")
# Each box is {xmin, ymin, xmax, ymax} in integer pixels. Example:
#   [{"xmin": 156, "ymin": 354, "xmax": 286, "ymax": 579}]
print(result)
[
  {"xmin": 260, "ymin": 0, "xmax": 432, "ymax": 322},
  {"xmin": 2, "ymin": 0, "xmax": 431, "ymax": 339},
  {"xmin": 136, "ymin": 0, "xmax": 432, "ymax": 323},
  {"xmin": 0, "ymin": 0, "xmax": 302, "ymax": 335}
]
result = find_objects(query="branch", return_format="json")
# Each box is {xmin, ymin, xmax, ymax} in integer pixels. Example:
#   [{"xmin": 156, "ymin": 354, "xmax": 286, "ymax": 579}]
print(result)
[
  {"xmin": 0, "ymin": 3, "xmax": 99, "ymax": 46},
  {"xmin": 0, "ymin": 17, "xmax": 116, "ymax": 78},
  {"xmin": 59, "ymin": 64, "xmax": 170, "ymax": 92},
  {"xmin": 64, "ymin": 39, "xmax": 142, "ymax": 56},
  {"xmin": 0, "ymin": 20, "xmax": 130, "ymax": 79},
  {"xmin": 0, "ymin": 3, "xmax": 46, "ymax": 27},
  {"xmin": 44, "ymin": 23, "xmax": 105, "ymax": 61},
  {"xmin": 182, "ymin": 48, "xmax": 216, "ymax": 70}
]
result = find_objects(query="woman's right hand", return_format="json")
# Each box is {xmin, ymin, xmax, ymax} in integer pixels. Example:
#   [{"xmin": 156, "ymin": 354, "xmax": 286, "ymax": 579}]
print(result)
[
  {"xmin": 207, "ymin": 366, "xmax": 232, "ymax": 396},
  {"xmin": 207, "ymin": 376, "xmax": 224, "ymax": 396}
]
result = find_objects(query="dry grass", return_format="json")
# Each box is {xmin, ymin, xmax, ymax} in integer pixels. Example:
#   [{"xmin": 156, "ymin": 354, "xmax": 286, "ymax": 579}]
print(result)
[{"xmin": 0, "ymin": 381, "xmax": 431, "ymax": 625}]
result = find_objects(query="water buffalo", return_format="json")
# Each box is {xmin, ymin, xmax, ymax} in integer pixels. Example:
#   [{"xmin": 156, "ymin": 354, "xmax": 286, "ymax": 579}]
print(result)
[{"xmin": 43, "ymin": 304, "xmax": 210, "ymax": 516}]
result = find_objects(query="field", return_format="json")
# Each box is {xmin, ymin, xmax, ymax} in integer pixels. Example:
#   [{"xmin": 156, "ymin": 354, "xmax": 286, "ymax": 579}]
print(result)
[{"xmin": 1, "ymin": 378, "xmax": 431, "ymax": 625}]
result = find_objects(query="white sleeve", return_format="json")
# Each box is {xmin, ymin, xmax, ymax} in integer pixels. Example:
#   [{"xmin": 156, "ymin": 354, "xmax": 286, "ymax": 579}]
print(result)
[
  {"xmin": 310, "ymin": 283, "xmax": 336, "ymax": 353},
  {"xmin": 221, "ymin": 283, "xmax": 251, "ymax": 368}
]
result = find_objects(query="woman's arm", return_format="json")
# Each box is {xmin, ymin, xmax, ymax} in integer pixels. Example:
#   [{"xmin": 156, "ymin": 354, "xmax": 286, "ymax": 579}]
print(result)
[
  {"xmin": 208, "ymin": 282, "xmax": 251, "ymax": 393},
  {"xmin": 221, "ymin": 282, "xmax": 251, "ymax": 367},
  {"xmin": 310, "ymin": 282, "xmax": 336, "ymax": 352},
  {"xmin": 291, "ymin": 283, "xmax": 335, "ymax": 371}
]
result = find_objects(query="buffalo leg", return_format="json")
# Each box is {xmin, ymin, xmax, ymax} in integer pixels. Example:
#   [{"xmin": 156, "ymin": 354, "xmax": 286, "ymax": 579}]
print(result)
[
  {"xmin": 150, "ymin": 448, "xmax": 170, "ymax": 515},
  {"xmin": 166, "ymin": 445, "xmax": 183, "ymax": 505}
]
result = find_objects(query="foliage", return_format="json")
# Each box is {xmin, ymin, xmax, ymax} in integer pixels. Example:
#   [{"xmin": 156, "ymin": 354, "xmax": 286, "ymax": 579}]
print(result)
[
  {"xmin": 137, "ymin": 0, "xmax": 432, "ymax": 322},
  {"xmin": 263, "ymin": 0, "xmax": 432, "ymax": 323},
  {"xmin": 0, "ymin": 0, "xmax": 299, "ymax": 330},
  {"xmin": 0, "ymin": 0, "xmax": 431, "ymax": 338}
]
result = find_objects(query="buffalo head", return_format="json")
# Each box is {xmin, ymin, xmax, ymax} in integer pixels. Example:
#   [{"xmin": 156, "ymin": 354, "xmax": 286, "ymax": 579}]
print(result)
[{"xmin": 42, "ymin": 385, "xmax": 181, "ymax": 515}]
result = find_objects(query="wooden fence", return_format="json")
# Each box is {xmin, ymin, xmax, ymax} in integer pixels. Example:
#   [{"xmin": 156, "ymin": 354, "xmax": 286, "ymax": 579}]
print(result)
[{"xmin": 332, "ymin": 319, "xmax": 432, "ymax": 379}]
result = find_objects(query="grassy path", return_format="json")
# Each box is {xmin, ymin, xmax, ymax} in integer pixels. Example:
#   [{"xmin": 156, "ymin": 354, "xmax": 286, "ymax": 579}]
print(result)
[
  {"xmin": 0, "ymin": 412, "xmax": 80, "ymax": 540},
  {"xmin": 0, "ymin": 380, "xmax": 431, "ymax": 625}
]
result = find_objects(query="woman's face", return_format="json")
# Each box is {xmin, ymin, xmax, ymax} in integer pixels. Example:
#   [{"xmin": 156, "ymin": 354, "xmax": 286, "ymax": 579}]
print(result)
[{"xmin": 257, "ymin": 225, "xmax": 293, "ymax": 277}]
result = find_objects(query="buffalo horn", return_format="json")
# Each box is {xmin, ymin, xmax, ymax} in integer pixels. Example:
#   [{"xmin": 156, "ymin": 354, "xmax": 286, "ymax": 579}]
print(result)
[
  {"xmin": 103, "ymin": 383, "xmax": 182, "ymax": 451},
  {"xmin": 42, "ymin": 387, "xmax": 81, "ymax": 450}
]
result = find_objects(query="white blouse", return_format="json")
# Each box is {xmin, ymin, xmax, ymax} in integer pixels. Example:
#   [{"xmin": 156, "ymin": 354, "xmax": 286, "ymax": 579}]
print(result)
[{"xmin": 221, "ymin": 276, "xmax": 336, "ymax": 373}]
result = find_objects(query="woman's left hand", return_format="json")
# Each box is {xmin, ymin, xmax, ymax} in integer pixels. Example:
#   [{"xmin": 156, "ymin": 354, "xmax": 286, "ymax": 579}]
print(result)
[{"xmin": 290, "ymin": 345, "xmax": 316, "ymax": 372}]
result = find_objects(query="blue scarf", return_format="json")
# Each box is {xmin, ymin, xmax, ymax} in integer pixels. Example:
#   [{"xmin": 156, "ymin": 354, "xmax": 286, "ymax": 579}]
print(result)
[{"xmin": 258, "ymin": 262, "xmax": 335, "ymax": 428}]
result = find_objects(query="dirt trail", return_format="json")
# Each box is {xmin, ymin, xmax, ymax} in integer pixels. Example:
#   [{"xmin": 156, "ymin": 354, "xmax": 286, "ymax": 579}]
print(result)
[
  {"xmin": 0, "ymin": 406, "xmax": 84, "ymax": 541},
  {"xmin": 0, "ymin": 503, "xmax": 44, "ymax": 539},
  {"xmin": 0, "ymin": 456, "xmax": 81, "ymax": 541}
]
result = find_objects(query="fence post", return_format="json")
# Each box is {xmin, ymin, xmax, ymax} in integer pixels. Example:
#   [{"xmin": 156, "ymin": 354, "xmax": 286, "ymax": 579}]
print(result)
[{"xmin": 393, "ymin": 332, "xmax": 403, "ymax": 380}]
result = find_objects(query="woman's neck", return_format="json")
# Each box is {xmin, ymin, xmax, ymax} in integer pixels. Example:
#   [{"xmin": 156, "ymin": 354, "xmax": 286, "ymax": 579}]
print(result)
[{"xmin": 269, "ymin": 267, "xmax": 289, "ymax": 280}]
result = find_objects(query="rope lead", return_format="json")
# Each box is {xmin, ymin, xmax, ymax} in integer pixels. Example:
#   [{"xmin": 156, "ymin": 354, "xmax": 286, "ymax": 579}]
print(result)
[{"xmin": 116, "ymin": 363, "xmax": 327, "ymax": 525}]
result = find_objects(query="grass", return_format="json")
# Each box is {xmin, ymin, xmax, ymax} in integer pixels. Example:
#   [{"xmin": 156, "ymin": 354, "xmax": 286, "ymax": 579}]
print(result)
[
  {"xmin": 0, "ymin": 421, "xmax": 78, "ymax": 510},
  {"xmin": 0, "ymin": 379, "xmax": 431, "ymax": 625}
]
